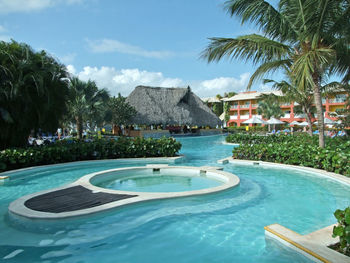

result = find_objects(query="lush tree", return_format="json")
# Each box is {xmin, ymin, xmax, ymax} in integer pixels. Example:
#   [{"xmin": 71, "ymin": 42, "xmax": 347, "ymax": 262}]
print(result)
[
  {"xmin": 0, "ymin": 40, "xmax": 69, "ymax": 149},
  {"xmin": 212, "ymin": 102, "xmax": 223, "ymax": 116},
  {"xmin": 257, "ymin": 94, "xmax": 284, "ymax": 120},
  {"xmin": 66, "ymin": 77, "xmax": 110, "ymax": 139},
  {"xmin": 224, "ymin": 91, "xmax": 237, "ymax": 98},
  {"xmin": 109, "ymin": 93, "xmax": 136, "ymax": 129},
  {"xmin": 202, "ymin": 0, "xmax": 350, "ymax": 148},
  {"xmin": 223, "ymin": 102, "xmax": 230, "ymax": 123}
]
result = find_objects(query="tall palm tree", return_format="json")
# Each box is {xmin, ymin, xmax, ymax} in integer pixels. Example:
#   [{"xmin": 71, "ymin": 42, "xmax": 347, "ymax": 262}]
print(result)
[
  {"xmin": 263, "ymin": 77, "xmax": 315, "ymax": 135},
  {"xmin": 66, "ymin": 77, "xmax": 109, "ymax": 139},
  {"xmin": 202, "ymin": 0, "xmax": 350, "ymax": 148}
]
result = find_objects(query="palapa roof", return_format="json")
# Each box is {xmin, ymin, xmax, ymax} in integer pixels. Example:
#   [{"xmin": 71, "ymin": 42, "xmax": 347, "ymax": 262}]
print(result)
[{"xmin": 126, "ymin": 86, "xmax": 221, "ymax": 127}]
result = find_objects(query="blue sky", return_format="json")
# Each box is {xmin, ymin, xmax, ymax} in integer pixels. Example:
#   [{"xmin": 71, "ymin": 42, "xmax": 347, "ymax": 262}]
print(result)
[{"xmin": 0, "ymin": 0, "xmax": 271, "ymax": 97}]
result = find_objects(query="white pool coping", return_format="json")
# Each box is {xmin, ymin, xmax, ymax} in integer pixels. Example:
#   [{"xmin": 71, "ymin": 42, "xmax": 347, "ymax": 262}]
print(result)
[
  {"xmin": 0, "ymin": 155, "xmax": 185, "ymax": 178},
  {"xmin": 8, "ymin": 165, "xmax": 240, "ymax": 220},
  {"xmin": 218, "ymin": 157, "xmax": 350, "ymax": 262}
]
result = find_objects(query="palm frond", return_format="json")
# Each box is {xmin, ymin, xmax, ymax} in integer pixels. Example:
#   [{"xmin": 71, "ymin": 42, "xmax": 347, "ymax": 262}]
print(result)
[
  {"xmin": 224, "ymin": 0, "xmax": 295, "ymax": 40},
  {"xmin": 247, "ymin": 59, "xmax": 291, "ymax": 90},
  {"xmin": 201, "ymin": 34, "xmax": 291, "ymax": 65}
]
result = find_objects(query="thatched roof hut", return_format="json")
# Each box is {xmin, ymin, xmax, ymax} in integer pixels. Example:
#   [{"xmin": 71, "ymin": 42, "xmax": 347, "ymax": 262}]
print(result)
[{"xmin": 126, "ymin": 86, "xmax": 221, "ymax": 127}]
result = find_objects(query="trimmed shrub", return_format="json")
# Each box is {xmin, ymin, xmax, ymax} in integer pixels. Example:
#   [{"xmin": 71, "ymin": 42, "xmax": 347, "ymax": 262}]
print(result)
[
  {"xmin": 227, "ymin": 134, "xmax": 350, "ymax": 176},
  {"xmin": 332, "ymin": 207, "xmax": 350, "ymax": 256},
  {"xmin": 0, "ymin": 137, "xmax": 182, "ymax": 172}
]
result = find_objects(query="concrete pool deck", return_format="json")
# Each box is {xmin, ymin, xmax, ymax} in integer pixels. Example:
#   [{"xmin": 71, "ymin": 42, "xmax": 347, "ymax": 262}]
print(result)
[
  {"xmin": 218, "ymin": 156, "xmax": 350, "ymax": 263},
  {"xmin": 8, "ymin": 165, "xmax": 240, "ymax": 220}
]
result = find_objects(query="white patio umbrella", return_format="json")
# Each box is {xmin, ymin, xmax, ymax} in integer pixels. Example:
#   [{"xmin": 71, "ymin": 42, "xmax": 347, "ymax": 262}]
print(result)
[
  {"xmin": 242, "ymin": 116, "xmax": 268, "ymax": 124},
  {"xmin": 299, "ymin": 121, "xmax": 309, "ymax": 126},
  {"xmin": 289, "ymin": 121, "xmax": 301, "ymax": 126},
  {"xmin": 266, "ymin": 117, "xmax": 285, "ymax": 132},
  {"xmin": 266, "ymin": 117, "xmax": 285, "ymax": 125}
]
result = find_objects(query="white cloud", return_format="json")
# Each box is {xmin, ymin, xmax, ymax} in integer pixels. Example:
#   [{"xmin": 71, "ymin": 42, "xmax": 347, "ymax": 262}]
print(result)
[
  {"xmin": 86, "ymin": 39, "xmax": 174, "ymax": 59},
  {"xmin": 0, "ymin": 35, "xmax": 11, "ymax": 41},
  {"xmin": 0, "ymin": 0, "xmax": 84, "ymax": 14},
  {"xmin": 66, "ymin": 64, "xmax": 76, "ymax": 75},
  {"xmin": 195, "ymin": 73, "xmax": 250, "ymax": 96},
  {"xmin": 67, "ymin": 65, "xmax": 252, "ymax": 98},
  {"xmin": 68, "ymin": 65, "xmax": 183, "ymax": 96},
  {"xmin": 0, "ymin": 25, "xmax": 6, "ymax": 32}
]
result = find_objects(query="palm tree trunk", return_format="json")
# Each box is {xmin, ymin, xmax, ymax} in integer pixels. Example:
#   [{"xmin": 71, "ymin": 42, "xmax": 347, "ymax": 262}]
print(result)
[
  {"xmin": 312, "ymin": 74, "xmax": 325, "ymax": 148},
  {"xmin": 305, "ymin": 111, "xmax": 313, "ymax": 136},
  {"xmin": 76, "ymin": 115, "xmax": 83, "ymax": 139}
]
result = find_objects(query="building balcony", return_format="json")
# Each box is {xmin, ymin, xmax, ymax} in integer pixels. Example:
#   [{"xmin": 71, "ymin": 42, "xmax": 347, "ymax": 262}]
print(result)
[
  {"xmin": 280, "ymin": 103, "xmax": 291, "ymax": 106},
  {"xmin": 240, "ymin": 104, "xmax": 250, "ymax": 109},
  {"xmin": 294, "ymin": 114, "xmax": 306, "ymax": 118},
  {"xmin": 240, "ymin": 115, "xmax": 250, "ymax": 119},
  {"xmin": 282, "ymin": 114, "xmax": 291, "ymax": 118},
  {"xmin": 230, "ymin": 115, "xmax": 238, "ymax": 120},
  {"xmin": 230, "ymin": 105, "xmax": 239, "ymax": 109},
  {"xmin": 251, "ymin": 104, "xmax": 258, "ymax": 108},
  {"xmin": 329, "ymin": 98, "xmax": 346, "ymax": 103}
]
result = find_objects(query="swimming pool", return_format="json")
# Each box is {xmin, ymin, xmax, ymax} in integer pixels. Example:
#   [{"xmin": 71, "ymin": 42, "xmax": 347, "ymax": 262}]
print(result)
[{"xmin": 1, "ymin": 135, "xmax": 349, "ymax": 262}]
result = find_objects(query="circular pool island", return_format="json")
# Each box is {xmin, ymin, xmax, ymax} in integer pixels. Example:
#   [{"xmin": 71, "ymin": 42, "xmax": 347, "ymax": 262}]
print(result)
[{"xmin": 9, "ymin": 165, "xmax": 240, "ymax": 220}]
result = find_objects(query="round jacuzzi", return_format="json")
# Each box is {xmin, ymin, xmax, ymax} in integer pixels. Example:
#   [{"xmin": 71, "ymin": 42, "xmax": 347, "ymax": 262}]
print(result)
[
  {"xmin": 89, "ymin": 166, "xmax": 225, "ymax": 192},
  {"xmin": 9, "ymin": 165, "xmax": 240, "ymax": 219}
]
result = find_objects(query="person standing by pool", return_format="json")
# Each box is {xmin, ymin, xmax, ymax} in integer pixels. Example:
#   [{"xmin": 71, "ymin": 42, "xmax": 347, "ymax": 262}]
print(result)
[{"xmin": 57, "ymin": 128, "xmax": 62, "ymax": 140}]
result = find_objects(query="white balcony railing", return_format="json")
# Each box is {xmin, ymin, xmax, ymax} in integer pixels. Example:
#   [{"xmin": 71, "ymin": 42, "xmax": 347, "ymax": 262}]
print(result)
[
  {"xmin": 240, "ymin": 115, "xmax": 250, "ymax": 119},
  {"xmin": 230, "ymin": 115, "xmax": 238, "ymax": 120},
  {"xmin": 280, "ymin": 103, "xmax": 291, "ymax": 106},
  {"xmin": 240, "ymin": 104, "xmax": 250, "ymax": 109},
  {"xmin": 282, "ymin": 114, "xmax": 290, "ymax": 118},
  {"xmin": 294, "ymin": 114, "xmax": 306, "ymax": 118},
  {"xmin": 329, "ymin": 98, "xmax": 346, "ymax": 103},
  {"xmin": 230, "ymin": 105, "xmax": 239, "ymax": 109},
  {"xmin": 251, "ymin": 104, "xmax": 258, "ymax": 108}
]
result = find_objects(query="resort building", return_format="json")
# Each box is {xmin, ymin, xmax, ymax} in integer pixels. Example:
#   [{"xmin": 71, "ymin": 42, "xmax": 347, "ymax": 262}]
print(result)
[{"xmin": 222, "ymin": 90, "xmax": 347, "ymax": 127}]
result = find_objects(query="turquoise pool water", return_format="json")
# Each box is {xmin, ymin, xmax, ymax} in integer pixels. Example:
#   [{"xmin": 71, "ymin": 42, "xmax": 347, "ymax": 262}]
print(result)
[
  {"xmin": 96, "ymin": 173, "xmax": 222, "ymax": 192},
  {"xmin": 1, "ymin": 135, "xmax": 349, "ymax": 262}
]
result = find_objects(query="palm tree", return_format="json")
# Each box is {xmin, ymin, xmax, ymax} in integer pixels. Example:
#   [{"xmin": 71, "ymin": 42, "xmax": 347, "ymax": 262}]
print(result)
[
  {"xmin": 257, "ymin": 94, "xmax": 284, "ymax": 120},
  {"xmin": 66, "ymin": 77, "xmax": 109, "ymax": 139},
  {"xmin": 201, "ymin": 0, "xmax": 350, "ymax": 148},
  {"xmin": 263, "ymin": 74, "xmax": 315, "ymax": 136}
]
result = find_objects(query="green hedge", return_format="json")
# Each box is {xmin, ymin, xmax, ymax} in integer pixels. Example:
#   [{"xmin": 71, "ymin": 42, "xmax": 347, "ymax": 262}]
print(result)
[
  {"xmin": 0, "ymin": 137, "xmax": 182, "ymax": 172},
  {"xmin": 227, "ymin": 134, "xmax": 350, "ymax": 176}
]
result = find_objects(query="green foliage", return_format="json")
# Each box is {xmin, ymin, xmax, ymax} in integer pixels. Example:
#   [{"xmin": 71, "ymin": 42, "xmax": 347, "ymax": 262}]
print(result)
[
  {"xmin": 65, "ymin": 77, "xmax": 110, "ymax": 139},
  {"xmin": 257, "ymin": 94, "xmax": 283, "ymax": 119},
  {"xmin": 332, "ymin": 207, "xmax": 350, "ymax": 256},
  {"xmin": 224, "ymin": 102, "xmax": 230, "ymax": 122},
  {"xmin": 109, "ymin": 93, "xmax": 137, "ymax": 126},
  {"xmin": 226, "ymin": 134, "xmax": 350, "ymax": 176},
  {"xmin": 0, "ymin": 40, "xmax": 69, "ymax": 149},
  {"xmin": 212, "ymin": 102, "xmax": 223, "ymax": 117},
  {"xmin": 0, "ymin": 137, "xmax": 182, "ymax": 172}
]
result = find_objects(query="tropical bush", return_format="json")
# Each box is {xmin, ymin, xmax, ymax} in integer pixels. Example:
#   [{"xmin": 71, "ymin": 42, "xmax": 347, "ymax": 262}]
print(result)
[
  {"xmin": 332, "ymin": 207, "xmax": 350, "ymax": 256},
  {"xmin": 0, "ymin": 137, "xmax": 182, "ymax": 172},
  {"xmin": 0, "ymin": 40, "xmax": 69, "ymax": 149},
  {"xmin": 227, "ymin": 134, "xmax": 350, "ymax": 176}
]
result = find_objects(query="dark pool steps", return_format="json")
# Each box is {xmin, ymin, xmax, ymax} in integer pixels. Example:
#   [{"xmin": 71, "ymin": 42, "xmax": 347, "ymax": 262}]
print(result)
[{"xmin": 24, "ymin": 185, "xmax": 137, "ymax": 213}]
